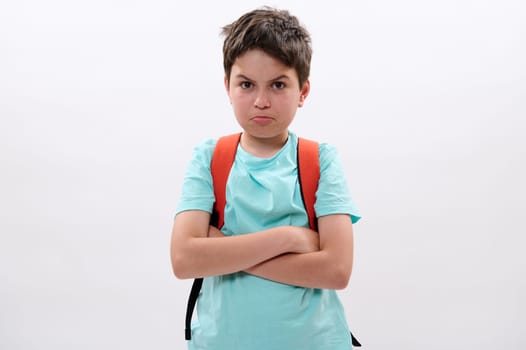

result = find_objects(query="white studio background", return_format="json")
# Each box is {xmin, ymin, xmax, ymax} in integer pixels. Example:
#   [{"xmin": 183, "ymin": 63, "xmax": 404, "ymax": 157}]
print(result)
[{"xmin": 1, "ymin": 0, "xmax": 524, "ymax": 349}]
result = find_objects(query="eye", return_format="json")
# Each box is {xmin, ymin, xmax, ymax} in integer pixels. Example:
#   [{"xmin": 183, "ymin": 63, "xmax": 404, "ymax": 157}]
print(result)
[
  {"xmin": 240, "ymin": 81, "xmax": 252, "ymax": 89},
  {"xmin": 272, "ymin": 81, "xmax": 286, "ymax": 89}
]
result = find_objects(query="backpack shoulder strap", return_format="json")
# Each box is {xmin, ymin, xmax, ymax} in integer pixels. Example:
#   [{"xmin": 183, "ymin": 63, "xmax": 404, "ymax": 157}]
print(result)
[
  {"xmin": 297, "ymin": 137, "xmax": 320, "ymax": 231},
  {"xmin": 212, "ymin": 134, "xmax": 320, "ymax": 231},
  {"xmin": 210, "ymin": 132, "xmax": 242, "ymax": 229},
  {"xmin": 297, "ymin": 137, "xmax": 362, "ymax": 347},
  {"xmin": 185, "ymin": 133, "xmax": 240, "ymax": 341}
]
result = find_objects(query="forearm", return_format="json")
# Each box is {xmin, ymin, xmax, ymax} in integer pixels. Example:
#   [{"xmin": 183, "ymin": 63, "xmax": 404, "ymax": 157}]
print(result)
[
  {"xmin": 246, "ymin": 250, "xmax": 352, "ymax": 290},
  {"xmin": 246, "ymin": 215, "xmax": 355, "ymax": 290},
  {"xmin": 172, "ymin": 226, "xmax": 299, "ymax": 279}
]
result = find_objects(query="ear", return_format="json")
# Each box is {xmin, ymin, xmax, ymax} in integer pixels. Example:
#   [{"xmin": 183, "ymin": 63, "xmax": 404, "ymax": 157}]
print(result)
[
  {"xmin": 298, "ymin": 79, "xmax": 310, "ymax": 107},
  {"xmin": 224, "ymin": 75, "xmax": 232, "ymax": 104},
  {"xmin": 224, "ymin": 75, "xmax": 230, "ymax": 93}
]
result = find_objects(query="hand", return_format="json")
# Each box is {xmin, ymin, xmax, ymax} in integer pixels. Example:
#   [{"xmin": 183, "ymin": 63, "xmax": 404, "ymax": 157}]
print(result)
[
  {"xmin": 208, "ymin": 225, "xmax": 226, "ymax": 238},
  {"xmin": 290, "ymin": 226, "xmax": 319, "ymax": 254}
]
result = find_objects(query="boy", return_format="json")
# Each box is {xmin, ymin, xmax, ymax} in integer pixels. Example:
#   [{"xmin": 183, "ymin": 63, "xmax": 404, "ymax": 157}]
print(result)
[{"xmin": 170, "ymin": 7, "xmax": 361, "ymax": 350}]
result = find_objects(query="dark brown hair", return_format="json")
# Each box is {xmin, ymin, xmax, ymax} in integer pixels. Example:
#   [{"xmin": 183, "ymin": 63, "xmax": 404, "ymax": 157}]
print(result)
[{"xmin": 221, "ymin": 7, "xmax": 312, "ymax": 87}]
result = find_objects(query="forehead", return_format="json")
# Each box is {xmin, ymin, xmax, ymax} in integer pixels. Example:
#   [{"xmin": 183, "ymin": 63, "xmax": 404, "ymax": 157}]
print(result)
[{"xmin": 231, "ymin": 49, "xmax": 298, "ymax": 81}]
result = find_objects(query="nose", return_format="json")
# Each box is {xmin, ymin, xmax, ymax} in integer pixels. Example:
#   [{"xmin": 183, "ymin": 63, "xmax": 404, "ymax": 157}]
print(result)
[{"xmin": 254, "ymin": 90, "xmax": 270, "ymax": 109}]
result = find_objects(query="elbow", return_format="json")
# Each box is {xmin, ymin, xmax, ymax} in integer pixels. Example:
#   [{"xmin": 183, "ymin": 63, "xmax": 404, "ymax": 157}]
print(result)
[
  {"xmin": 331, "ymin": 273, "xmax": 350, "ymax": 290},
  {"xmin": 330, "ymin": 265, "xmax": 352, "ymax": 290},
  {"xmin": 171, "ymin": 258, "xmax": 186, "ymax": 279},
  {"xmin": 170, "ymin": 235, "xmax": 199, "ymax": 279},
  {"xmin": 171, "ymin": 258, "xmax": 193, "ymax": 280},
  {"xmin": 171, "ymin": 249, "xmax": 194, "ymax": 280}
]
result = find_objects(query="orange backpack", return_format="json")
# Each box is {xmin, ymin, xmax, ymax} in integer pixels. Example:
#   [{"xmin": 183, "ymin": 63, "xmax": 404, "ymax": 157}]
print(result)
[{"xmin": 183, "ymin": 133, "xmax": 361, "ymax": 347}]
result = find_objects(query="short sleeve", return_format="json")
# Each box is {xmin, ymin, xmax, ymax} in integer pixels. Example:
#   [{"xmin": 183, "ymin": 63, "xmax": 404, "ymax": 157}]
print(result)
[
  {"xmin": 175, "ymin": 138, "xmax": 217, "ymax": 215},
  {"xmin": 314, "ymin": 143, "xmax": 361, "ymax": 224}
]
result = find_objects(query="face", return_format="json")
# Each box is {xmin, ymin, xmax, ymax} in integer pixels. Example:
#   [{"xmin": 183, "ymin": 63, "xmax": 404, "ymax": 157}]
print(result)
[{"xmin": 225, "ymin": 49, "xmax": 310, "ymax": 148}]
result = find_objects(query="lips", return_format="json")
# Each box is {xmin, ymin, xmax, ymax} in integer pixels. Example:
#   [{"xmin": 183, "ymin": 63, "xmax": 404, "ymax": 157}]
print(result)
[{"xmin": 251, "ymin": 116, "xmax": 273, "ymax": 125}]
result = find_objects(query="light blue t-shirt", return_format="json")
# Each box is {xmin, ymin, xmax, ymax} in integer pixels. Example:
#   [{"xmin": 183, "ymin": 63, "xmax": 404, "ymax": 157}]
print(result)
[{"xmin": 176, "ymin": 131, "xmax": 361, "ymax": 350}]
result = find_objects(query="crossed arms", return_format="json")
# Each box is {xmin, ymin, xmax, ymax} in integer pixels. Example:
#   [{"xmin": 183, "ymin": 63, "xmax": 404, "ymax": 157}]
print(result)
[{"xmin": 170, "ymin": 210, "xmax": 354, "ymax": 290}]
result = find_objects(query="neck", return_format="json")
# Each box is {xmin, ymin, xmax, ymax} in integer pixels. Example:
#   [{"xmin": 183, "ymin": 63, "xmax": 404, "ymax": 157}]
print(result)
[{"xmin": 240, "ymin": 132, "xmax": 289, "ymax": 158}]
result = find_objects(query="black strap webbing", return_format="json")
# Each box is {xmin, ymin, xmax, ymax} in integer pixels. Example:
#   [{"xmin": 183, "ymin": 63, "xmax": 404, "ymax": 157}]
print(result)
[
  {"xmin": 184, "ymin": 277, "xmax": 203, "ymax": 340},
  {"xmin": 351, "ymin": 332, "xmax": 362, "ymax": 347}
]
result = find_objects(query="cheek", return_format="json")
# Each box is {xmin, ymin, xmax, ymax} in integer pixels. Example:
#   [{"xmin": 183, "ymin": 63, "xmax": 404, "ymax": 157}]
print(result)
[
  {"xmin": 230, "ymin": 95, "xmax": 252, "ymax": 117},
  {"xmin": 231, "ymin": 93, "xmax": 252, "ymax": 107},
  {"xmin": 282, "ymin": 94, "xmax": 302, "ymax": 111}
]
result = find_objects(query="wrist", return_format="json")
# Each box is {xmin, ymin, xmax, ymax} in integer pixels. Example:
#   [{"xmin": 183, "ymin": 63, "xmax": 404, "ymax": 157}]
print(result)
[
  {"xmin": 261, "ymin": 226, "xmax": 296, "ymax": 254},
  {"xmin": 283, "ymin": 226, "xmax": 301, "ymax": 253}
]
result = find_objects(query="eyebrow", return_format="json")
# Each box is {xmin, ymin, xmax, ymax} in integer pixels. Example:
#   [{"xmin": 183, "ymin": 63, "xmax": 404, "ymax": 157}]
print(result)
[{"xmin": 234, "ymin": 74, "xmax": 291, "ymax": 82}]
